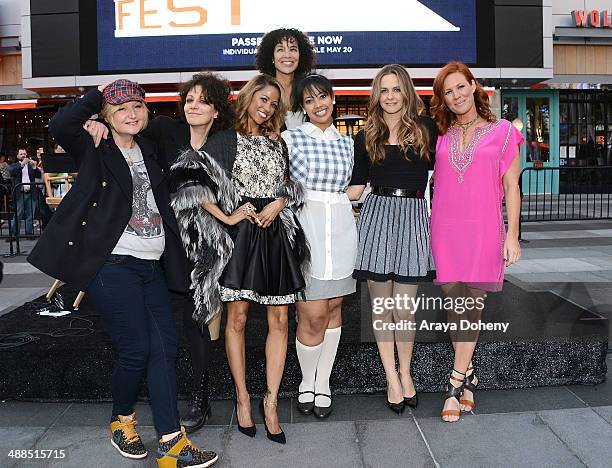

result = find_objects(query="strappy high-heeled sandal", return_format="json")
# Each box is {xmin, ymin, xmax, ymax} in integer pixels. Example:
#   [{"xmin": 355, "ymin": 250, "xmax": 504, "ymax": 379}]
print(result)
[
  {"xmin": 460, "ymin": 365, "xmax": 478, "ymax": 412},
  {"xmin": 441, "ymin": 369, "xmax": 465, "ymax": 423}
]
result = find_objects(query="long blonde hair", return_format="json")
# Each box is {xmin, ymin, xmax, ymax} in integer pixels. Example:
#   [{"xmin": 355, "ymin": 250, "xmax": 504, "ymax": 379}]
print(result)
[
  {"xmin": 365, "ymin": 64, "xmax": 429, "ymax": 163},
  {"xmin": 234, "ymin": 74, "xmax": 286, "ymax": 136}
]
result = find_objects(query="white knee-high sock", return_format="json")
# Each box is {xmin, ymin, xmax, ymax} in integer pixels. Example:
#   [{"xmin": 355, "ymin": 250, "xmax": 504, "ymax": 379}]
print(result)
[
  {"xmin": 296, "ymin": 338, "xmax": 323, "ymax": 403},
  {"xmin": 314, "ymin": 326, "xmax": 341, "ymax": 407}
]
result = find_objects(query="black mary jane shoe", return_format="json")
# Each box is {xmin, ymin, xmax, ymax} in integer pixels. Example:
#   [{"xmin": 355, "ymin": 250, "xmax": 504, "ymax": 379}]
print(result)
[
  {"xmin": 235, "ymin": 400, "xmax": 256, "ymax": 437},
  {"xmin": 259, "ymin": 399, "xmax": 286, "ymax": 444},
  {"xmin": 313, "ymin": 393, "xmax": 333, "ymax": 419},
  {"xmin": 296, "ymin": 391, "xmax": 315, "ymax": 415}
]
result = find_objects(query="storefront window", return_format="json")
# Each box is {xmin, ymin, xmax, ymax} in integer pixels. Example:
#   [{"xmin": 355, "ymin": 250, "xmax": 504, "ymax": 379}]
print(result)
[
  {"xmin": 525, "ymin": 97, "xmax": 550, "ymax": 163},
  {"xmin": 502, "ymin": 96, "xmax": 519, "ymax": 123},
  {"xmin": 559, "ymin": 90, "xmax": 611, "ymax": 167},
  {"xmin": 0, "ymin": 109, "xmax": 56, "ymax": 157},
  {"xmin": 335, "ymin": 96, "xmax": 368, "ymax": 137}
]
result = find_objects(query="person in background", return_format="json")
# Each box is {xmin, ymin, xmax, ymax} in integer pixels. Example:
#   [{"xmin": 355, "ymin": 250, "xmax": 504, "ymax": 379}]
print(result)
[
  {"xmin": 283, "ymin": 74, "xmax": 358, "ymax": 419},
  {"xmin": 0, "ymin": 153, "xmax": 11, "ymax": 181},
  {"xmin": 349, "ymin": 64, "xmax": 437, "ymax": 414},
  {"xmin": 33, "ymin": 144, "xmax": 54, "ymax": 229},
  {"xmin": 36, "ymin": 144, "xmax": 44, "ymax": 164},
  {"xmin": 256, "ymin": 28, "xmax": 316, "ymax": 130},
  {"xmin": 8, "ymin": 147, "xmax": 40, "ymax": 239},
  {"xmin": 430, "ymin": 61, "xmax": 522, "ymax": 423},
  {"xmin": 28, "ymin": 79, "xmax": 218, "ymax": 467},
  {"xmin": 0, "ymin": 153, "xmax": 11, "ymax": 227}
]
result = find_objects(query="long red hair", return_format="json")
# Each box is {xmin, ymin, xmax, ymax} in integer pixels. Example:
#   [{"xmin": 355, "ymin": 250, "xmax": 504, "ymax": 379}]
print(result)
[{"xmin": 431, "ymin": 61, "xmax": 495, "ymax": 134}]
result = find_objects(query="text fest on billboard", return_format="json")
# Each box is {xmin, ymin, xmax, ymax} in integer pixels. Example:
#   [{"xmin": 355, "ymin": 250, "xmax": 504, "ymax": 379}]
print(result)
[{"xmin": 97, "ymin": 0, "xmax": 477, "ymax": 71}]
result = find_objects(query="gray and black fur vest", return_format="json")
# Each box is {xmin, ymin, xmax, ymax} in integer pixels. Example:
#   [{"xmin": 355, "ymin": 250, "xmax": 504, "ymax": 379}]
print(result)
[{"xmin": 170, "ymin": 130, "xmax": 309, "ymax": 324}]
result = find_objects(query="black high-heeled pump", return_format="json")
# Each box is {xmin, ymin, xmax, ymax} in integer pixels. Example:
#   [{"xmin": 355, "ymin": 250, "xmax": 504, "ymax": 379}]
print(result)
[
  {"xmin": 399, "ymin": 372, "xmax": 418, "ymax": 409},
  {"xmin": 404, "ymin": 393, "xmax": 418, "ymax": 409},
  {"xmin": 259, "ymin": 399, "xmax": 286, "ymax": 444},
  {"xmin": 235, "ymin": 400, "xmax": 256, "ymax": 437},
  {"xmin": 386, "ymin": 398, "xmax": 405, "ymax": 414},
  {"xmin": 386, "ymin": 374, "xmax": 405, "ymax": 414}
]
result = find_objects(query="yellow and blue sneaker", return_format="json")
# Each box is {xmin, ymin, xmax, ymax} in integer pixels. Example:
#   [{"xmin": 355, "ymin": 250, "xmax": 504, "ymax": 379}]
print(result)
[{"xmin": 110, "ymin": 412, "xmax": 147, "ymax": 459}]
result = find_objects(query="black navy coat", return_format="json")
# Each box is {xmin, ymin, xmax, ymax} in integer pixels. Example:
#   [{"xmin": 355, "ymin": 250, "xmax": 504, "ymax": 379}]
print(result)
[{"xmin": 27, "ymin": 89, "xmax": 189, "ymax": 293}]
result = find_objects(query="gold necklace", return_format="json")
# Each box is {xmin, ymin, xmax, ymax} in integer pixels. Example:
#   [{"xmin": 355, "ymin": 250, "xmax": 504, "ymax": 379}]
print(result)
[{"xmin": 455, "ymin": 115, "xmax": 480, "ymax": 148}]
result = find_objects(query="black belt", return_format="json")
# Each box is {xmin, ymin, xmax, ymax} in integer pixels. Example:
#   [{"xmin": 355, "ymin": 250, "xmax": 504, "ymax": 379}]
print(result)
[{"xmin": 371, "ymin": 186, "xmax": 425, "ymax": 198}]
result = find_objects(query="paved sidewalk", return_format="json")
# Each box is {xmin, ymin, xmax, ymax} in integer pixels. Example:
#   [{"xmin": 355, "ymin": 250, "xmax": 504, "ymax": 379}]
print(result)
[
  {"xmin": 505, "ymin": 220, "xmax": 612, "ymax": 345},
  {"xmin": 1, "ymin": 363, "xmax": 612, "ymax": 468}
]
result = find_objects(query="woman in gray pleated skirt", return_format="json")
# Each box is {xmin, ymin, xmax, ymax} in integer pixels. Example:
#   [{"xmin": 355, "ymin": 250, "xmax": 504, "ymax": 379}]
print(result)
[{"xmin": 349, "ymin": 64, "xmax": 437, "ymax": 414}]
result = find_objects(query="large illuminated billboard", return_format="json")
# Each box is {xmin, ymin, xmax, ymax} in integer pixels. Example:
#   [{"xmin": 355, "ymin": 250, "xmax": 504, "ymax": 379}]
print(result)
[{"xmin": 97, "ymin": 0, "xmax": 477, "ymax": 71}]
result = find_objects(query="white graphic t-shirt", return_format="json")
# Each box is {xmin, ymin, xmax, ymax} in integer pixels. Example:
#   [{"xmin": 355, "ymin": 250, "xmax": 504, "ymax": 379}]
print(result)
[{"xmin": 112, "ymin": 143, "xmax": 165, "ymax": 260}]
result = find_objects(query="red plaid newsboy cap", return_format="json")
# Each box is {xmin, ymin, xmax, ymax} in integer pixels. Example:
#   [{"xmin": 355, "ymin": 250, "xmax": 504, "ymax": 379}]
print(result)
[{"xmin": 103, "ymin": 79, "xmax": 146, "ymax": 105}]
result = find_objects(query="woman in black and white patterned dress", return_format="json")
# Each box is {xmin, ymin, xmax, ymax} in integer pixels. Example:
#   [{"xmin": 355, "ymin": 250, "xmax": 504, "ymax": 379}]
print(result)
[
  {"xmin": 350, "ymin": 65, "xmax": 437, "ymax": 413},
  {"xmin": 171, "ymin": 74, "xmax": 308, "ymax": 444}
]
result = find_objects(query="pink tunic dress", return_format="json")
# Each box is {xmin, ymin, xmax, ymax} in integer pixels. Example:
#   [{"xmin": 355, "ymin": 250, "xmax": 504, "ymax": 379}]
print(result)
[{"xmin": 431, "ymin": 119, "xmax": 523, "ymax": 292}]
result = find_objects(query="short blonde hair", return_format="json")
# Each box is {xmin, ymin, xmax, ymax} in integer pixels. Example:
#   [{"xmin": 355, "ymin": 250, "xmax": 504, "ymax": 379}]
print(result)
[{"xmin": 99, "ymin": 102, "xmax": 149, "ymax": 133}]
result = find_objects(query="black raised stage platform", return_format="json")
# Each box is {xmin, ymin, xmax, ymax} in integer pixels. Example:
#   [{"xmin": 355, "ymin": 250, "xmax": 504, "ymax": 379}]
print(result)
[{"xmin": 0, "ymin": 282, "xmax": 607, "ymax": 401}]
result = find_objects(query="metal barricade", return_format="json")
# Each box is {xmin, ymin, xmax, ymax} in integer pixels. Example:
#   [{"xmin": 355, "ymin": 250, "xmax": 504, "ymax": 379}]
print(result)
[{"xmin": 518, "ymin": 166, "xmax": 612, "ymax": 239}]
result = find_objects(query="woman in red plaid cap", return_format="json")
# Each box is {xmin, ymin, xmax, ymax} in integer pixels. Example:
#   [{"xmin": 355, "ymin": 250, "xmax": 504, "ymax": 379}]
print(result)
[
  {"xmin": 28, "ymin": 79, "xmax": 218, "ymax": 468},
  {"xmin": 85, "ymin": 73, "xmax": 236, "ymax": 435}
]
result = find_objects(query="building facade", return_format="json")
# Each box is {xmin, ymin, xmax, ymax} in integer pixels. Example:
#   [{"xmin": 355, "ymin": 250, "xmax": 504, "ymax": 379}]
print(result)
[{"xmin": 2, "ymin": 0, "xmax": 566, "ymax": 165}]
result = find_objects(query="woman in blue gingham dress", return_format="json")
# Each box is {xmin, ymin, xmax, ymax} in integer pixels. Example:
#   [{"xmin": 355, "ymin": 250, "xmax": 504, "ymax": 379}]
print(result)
[
  {"xmin": 283, "ymin": 74, "xmax": 360, "ymax": 419},
  {"xmin": 349, "ymin": 65, "xmax": 437, "ymax": 413}
]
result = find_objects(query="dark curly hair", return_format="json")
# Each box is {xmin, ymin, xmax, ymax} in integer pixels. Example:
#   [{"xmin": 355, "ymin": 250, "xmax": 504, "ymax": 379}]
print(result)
[
  {"xmin": 255, "ymin": 28, "xmax": 315, "ymax": 79},
  {"xmin": 178, "ymin": 73, "xmax": 235, "ymax": 134}
]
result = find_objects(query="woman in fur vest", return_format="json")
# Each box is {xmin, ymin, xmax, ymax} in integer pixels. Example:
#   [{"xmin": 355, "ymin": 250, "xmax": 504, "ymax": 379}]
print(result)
[{"xmin": 171, "ymin": 74, "xmax": 309, "ymax": 444}]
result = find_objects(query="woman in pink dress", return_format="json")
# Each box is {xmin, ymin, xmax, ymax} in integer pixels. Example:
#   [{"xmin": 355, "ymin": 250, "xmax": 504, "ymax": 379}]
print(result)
[{"xmin": 430, "ymin": 62, "xmax": 523, "ymax": 422}]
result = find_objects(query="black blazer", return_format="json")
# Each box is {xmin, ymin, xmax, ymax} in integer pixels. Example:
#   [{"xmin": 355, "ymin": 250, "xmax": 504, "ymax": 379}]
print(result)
[
  {"xmin": 201, "ymin": 129, "xmax": 238, "ymax": 175},
  {"xmin": 27, "ymin": 89, "xmax": 189, "ymax": 293},
  {"xmin": 141, "ymin": 115, "xmax": 192, "ymax": 170}
]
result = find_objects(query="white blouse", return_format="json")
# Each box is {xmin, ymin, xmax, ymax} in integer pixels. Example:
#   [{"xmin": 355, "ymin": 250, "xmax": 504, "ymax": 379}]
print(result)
[{"xmin": 283, "ymin": 123, "xmax": 357, "ymax": 281}]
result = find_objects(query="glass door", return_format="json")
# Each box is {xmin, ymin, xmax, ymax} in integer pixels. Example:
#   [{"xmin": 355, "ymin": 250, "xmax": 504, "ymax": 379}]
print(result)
[{"xmin": 502, "ymin": 91, "xmax": 559, "ymax": 194}]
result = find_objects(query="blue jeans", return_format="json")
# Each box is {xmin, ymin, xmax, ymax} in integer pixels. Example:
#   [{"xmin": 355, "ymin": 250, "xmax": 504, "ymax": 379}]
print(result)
[
  {"xmin": 9, "ymin": 190, "xmax": 34, "ymax": 236},
  {"xmin": 86, "ymin": 255, "xmax": 180, "ymax": 436}
]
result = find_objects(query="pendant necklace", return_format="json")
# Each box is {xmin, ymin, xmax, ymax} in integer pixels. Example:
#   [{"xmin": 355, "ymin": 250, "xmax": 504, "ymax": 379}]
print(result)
[
  {"xmin": 191, "ymin": 136, "xmax": 207, "ymax": 150},
  {"xmin": 456, "ymin": 115, "xmax": 480, "ymax": 149},
  {"xmin": 123, "ymin": 144, "xmax": 136, "ymax": 167}
]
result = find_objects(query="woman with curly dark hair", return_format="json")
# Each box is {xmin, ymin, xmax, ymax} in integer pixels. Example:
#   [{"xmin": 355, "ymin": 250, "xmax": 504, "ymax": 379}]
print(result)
[
  {"xmin": 85, "ymin": 73, "xmax": 235, "ymax": 434},
  {"xmin": 256, "ymin": 28, "xmax": 316, "ymax": 129},
  {"xmin": 172, "ymin": 74, "xmax": 309, "ymax": 444}
]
